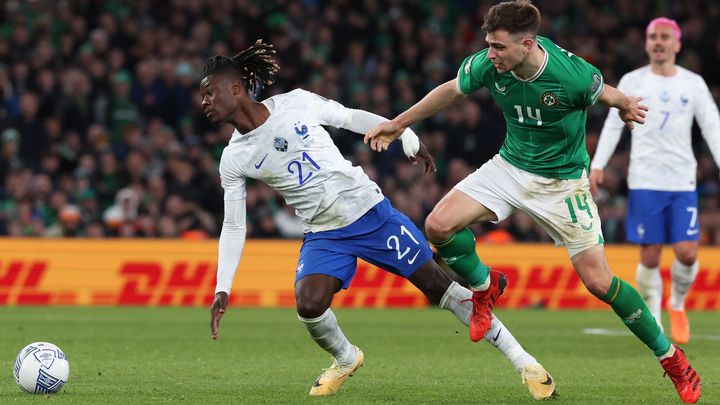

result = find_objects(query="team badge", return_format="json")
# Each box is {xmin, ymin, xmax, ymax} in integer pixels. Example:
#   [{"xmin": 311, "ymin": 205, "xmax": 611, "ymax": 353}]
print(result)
[
  {"xmin": 540, "ymin": 91, "xmax": 559, "ymax": 107},
  {"xmin": 274, "ymin": 137, "xmax": 288, "ymax": 152},
  {"xmin": 294, "ymin": 122, "xmax": 312, "ymax": 146}
]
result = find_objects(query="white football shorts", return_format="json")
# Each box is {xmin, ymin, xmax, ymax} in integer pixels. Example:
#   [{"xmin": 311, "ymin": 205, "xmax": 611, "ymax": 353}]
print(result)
[{"xmin": 454, "ymin": 154, "xmax": 603, "ymax": 257}]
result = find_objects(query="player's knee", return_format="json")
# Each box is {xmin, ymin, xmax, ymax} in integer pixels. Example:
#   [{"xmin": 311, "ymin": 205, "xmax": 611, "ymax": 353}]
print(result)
[
  {"xmin": 295, "ymin": 293, "xmax": 332, "ymax": 319},
  {"xmin": 425, "ymin": 214, "xmax": 453, "ymax": 242},
  {"xmin": 640, "ymin": 250, "xmax": 662, "ymax": 268},
  {"xmin": 675, "ymin": 249, "xmax": 697, "ymax": 266},
  {"xmin": 585, "ymin": 278, "xmax": 611, "ymax": 298}
]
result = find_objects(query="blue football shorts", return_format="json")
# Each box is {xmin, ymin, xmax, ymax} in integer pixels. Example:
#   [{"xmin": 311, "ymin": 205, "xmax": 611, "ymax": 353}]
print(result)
[
  {"xmin": 295, "ymin": 198, "xmax": 433, "ymax": 289},
  {"xmin": 626, "ymin": 189, "xmax": 699, "ymax": 244}
]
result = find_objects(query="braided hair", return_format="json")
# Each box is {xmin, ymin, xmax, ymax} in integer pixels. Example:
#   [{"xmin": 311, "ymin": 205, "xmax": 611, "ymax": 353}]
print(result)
[{"xmin": 202, "ymin": 39, "xmax": 279, "ymax": 95}]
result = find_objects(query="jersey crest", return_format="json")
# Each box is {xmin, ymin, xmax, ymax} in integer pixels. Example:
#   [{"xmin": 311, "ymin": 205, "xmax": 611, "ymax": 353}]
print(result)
[{"xmin": 541, "ymin": 91, "xmax": 559, "ymax": 108}]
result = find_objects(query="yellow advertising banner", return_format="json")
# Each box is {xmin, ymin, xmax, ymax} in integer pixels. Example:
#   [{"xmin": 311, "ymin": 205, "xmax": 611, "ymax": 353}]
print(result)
[{"xmin": 0, "ymin": 239, "xmax": 718, "ymax": 309}]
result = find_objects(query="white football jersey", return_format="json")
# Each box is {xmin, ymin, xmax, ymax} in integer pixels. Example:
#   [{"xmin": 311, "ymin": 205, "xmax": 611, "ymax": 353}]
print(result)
[
  {"xmin": 219, "ymin": 89, "xmax": 384, "ymax": 233},
  {"xmin": 591, "ymin": 65, "xmax": 720, "ymax": 191}
]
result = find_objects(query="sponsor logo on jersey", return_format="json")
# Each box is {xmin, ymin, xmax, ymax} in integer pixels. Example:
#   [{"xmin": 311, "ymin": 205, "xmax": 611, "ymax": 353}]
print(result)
[
  {"xmin": 274, "ymin": 137, "xmax": 288, "ymax": 152},
  {"xmin": 254, "ymin": 153, "xmax": 268, "ymax": 169},
  {"xmin": 540, "ymin": 91, "xmax": 559, "ymax": 107},
  {"xmin": 494, "ymin": 82, "xmax": 507, "ymax": 95},
  {"xmin": 660, "ymin": 90, "xmax": 670, "ymax": 102}
]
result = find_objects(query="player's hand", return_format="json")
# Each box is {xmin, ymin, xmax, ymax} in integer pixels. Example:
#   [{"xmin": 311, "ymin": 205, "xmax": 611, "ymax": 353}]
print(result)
[
  {"xmin": 589, "ymin": 169, "xmax": 604, "ymax": 196},
  {"xmin": 410, "ymin": 141, "xmax": 437, "ymax": 175},
  {"xmin": 210, "ymin": 291, "xmax": 229, "ymax": 340},
  {"xmin": 618, "ymin": 96, "xmax": 648, "ymax": 130},
  {"xmin": 364, "ymin": 121, "xmax": 405, "ymax": 152}
]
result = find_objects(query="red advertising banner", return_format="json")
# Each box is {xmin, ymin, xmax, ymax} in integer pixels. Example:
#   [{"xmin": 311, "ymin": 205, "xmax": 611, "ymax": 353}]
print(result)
[{"xmin": 0, "ymin": 239, "xmax": 718, "ymax": 309}]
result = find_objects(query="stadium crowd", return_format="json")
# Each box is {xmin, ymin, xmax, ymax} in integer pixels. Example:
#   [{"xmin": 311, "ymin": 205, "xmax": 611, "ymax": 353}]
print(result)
[{"xmin": 1, "ymin": 0, "xmax": 719, "ymax": 243}]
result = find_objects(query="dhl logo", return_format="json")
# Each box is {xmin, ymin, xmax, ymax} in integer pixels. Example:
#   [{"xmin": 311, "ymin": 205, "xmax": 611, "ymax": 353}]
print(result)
[
  {"xmin": 1, "ymin": 259, "xmax": 719, "ymax": 309},
  {"xmin": 0, "ymin": 261, "xmax": 56, "ymax": 305}
]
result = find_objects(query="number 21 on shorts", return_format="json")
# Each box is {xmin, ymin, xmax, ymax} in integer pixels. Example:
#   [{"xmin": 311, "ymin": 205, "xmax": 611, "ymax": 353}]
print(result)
[{"xmin": 386, "ymin": 225, "xmax": 422, "ymax": 265}]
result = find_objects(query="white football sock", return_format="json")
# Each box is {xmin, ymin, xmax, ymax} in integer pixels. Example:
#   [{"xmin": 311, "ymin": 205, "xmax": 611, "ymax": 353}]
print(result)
[
  {"xmin": 298, "ymin": 309, "xmax": 356, "ymax": 365},
  {"xmin": 636, "ymin": 263, "xmax": 663, "ymax": 330},
  {"xmin": 670, "ymin": 259, "xmax": 699, "ymax": 311},
  {"xmin": 439, "ymin": 281, "xmax": 537, "ymax": 372},
  {"xmin": 657, "ymin": 343, "xmax": 676, "ymax": 361}
]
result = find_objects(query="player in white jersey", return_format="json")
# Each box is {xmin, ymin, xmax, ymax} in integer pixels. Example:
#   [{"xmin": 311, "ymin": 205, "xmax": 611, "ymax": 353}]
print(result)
[
  {"xmin": 590, "ymin": 18, "xmax": 720, "ymax": 345},
  {"xmin": 201, "ymin": 40, "xmax": 556, "ymax": 399}
]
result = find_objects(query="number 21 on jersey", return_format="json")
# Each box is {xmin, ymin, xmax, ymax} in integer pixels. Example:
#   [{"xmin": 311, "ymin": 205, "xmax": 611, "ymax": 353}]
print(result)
[{"xmin": 287, "ymin": 152, "xmax": 321, "ymax": 186}]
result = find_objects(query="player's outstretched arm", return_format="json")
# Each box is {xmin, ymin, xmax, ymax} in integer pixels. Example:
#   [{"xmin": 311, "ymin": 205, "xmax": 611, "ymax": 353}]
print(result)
[
  {"xmin": 364, "ymin": 79, "xmax": 466, "ymax": 151},
  {"xmin": 210, "ymin": 291, "xmax": 229, "ymax": 340},
  {"xmin": 598, "ymin": 84, "xmax": 648, "ymax": 130}
]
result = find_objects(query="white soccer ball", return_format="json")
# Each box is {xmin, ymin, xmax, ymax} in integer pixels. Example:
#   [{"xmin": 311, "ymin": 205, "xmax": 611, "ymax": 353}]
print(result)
[{"xmin": 13, "ymin": 342, "xmax": 70, "ymax": 394}]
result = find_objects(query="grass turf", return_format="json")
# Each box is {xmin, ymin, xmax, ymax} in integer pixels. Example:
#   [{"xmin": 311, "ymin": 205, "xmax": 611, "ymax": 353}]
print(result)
[{"xmin": 0, "ymin": 307, "xmax": 717, "ymax": 404}]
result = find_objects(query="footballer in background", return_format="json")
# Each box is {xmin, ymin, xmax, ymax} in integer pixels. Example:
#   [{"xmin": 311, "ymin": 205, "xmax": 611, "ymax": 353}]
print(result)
[{"xmin": 590, "ymin": 17, "xmax": 720, "ymax": 344}]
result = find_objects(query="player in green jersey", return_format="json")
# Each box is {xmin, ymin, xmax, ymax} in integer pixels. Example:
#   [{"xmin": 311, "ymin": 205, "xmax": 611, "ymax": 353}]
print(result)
[{"xmin": 365, "ymin": 1, "xmax": 701, "ymax": 403}]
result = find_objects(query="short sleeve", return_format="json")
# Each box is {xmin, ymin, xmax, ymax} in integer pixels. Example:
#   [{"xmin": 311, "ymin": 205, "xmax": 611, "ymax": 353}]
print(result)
[
  {"xmin": 456, "ymin": 50, "xmax": 490, "ymax": 95},
  {"xmin": 572, "ymin": 59, "xmax": 604, "ymax": 106}
]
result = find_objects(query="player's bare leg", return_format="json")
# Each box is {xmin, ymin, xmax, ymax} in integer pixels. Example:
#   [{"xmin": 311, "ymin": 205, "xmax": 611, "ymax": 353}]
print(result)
[
  {"xmin": 572, "ymin": 246, "xmax": 701, "ymax": 403},
  {"xmin": 668, "ymin": 241, "xmax": 699, "ymax": 344},
  {"xmin": 296, "ymin": 275, "xmax": 363, "ymax": 396},
  {"xmin": 425, "ymin": 189, "xmax": 506, "ymax": 341},
  {"xmin": 410, "ymin": 261, "xmax": 556, "ymax": 400}
]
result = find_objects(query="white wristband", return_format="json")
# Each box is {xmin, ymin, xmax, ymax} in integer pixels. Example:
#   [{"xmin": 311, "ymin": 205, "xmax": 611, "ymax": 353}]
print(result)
[{"xmin": 399, "ymin": 129, "xmax": 420, "ymax": 158}]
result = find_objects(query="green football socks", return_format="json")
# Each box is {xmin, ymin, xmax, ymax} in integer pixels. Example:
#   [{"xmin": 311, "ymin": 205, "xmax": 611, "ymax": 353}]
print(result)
[
  {"xmin": 432, "ymin": 227, "xmax": 490, "ymax": 290},
  {"xmin": 601, "ymin": 276, "xmax": 672, "ymax": 357}
]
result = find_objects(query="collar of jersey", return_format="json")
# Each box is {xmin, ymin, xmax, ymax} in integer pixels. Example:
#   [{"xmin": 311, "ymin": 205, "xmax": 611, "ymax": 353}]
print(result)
[
  {"xmin": 230, "ymin": 99, "xmax": 275, "ymax": 143},
  {"xmin": 511, "ymin": 43, "xmax": 548, "ymax": 83}
]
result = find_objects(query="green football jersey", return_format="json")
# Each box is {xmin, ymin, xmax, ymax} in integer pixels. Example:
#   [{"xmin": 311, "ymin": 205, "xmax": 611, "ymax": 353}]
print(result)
[{"xmin": 457, "ymin": 36, "xmax": 604, "ymax": 179}]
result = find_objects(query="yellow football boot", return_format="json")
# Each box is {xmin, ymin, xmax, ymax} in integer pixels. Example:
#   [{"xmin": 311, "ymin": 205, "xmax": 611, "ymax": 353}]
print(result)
[
  {"xmin": 521, "ymin": 363, "xmax": 557, "ymax": 400},
  {"xmin": 309, "ymin": 346, "xmax": 364, "ymax": 396}
]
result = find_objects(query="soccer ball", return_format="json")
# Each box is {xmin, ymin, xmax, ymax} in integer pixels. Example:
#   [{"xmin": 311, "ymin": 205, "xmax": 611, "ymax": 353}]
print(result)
[{"xmin": 13, "ymin": 342, "xmax": 70, "ymax": 394}]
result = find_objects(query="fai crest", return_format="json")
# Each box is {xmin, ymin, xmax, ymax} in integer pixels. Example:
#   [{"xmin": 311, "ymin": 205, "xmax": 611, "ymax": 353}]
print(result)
[
  {"xmin": 540, "ymin": 91, "xmax": 559, "ymax": 107},
  {"xmin": 274, "ymin": 137, "xmax": 288, "ymax": 152}
]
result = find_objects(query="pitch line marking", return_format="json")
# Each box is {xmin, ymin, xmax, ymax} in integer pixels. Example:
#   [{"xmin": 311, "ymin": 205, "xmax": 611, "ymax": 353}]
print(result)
[{"xmin": 583, "ymin": 328, "xmax": 720, "ymax": 341}]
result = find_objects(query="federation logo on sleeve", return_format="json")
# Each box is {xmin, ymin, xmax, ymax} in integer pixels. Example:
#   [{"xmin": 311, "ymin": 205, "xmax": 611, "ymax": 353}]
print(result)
[
  {"xmin": 589, "ymin": 72, "xmax": 602, "ymax": 94},
  {"xmin": 540, "ymin": 91, "xmax": 559, "ymax": 107}
]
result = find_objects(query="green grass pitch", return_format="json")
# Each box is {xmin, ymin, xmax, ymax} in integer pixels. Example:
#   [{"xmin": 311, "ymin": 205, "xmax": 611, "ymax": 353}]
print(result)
[{"xmin": 0, "ymin": 307, "xmax": 717, "ymax": 404}]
